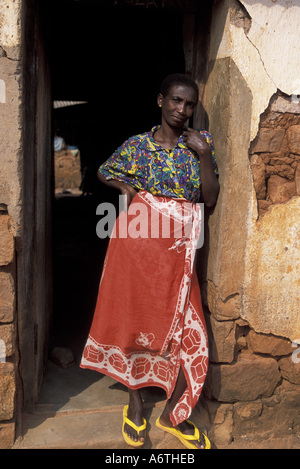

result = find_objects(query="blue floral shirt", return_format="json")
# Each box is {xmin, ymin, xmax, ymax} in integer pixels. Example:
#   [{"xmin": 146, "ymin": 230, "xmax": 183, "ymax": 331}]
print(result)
[{"xmin": 99, "ymin": 126, "xmax": 218, "ymax": 202}]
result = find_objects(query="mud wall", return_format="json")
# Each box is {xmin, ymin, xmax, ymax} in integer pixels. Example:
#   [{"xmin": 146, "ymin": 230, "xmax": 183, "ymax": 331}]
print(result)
[
  {"xmin": 199, "ymin": 0, "xmax": 300, "ymax": 446},
  {"xmin": 0, "ymin": 0, "xmax": 53, "ymax": 448},
  {"xmin": 0, "ymin": 0, "xmax": 23, "ymax": 449}
]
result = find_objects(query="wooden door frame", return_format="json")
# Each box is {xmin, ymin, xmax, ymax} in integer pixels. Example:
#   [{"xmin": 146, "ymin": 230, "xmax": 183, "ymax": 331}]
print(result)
[{"xmin": 18, "ymin": 0, "xmax": 53, "ymax": 410}]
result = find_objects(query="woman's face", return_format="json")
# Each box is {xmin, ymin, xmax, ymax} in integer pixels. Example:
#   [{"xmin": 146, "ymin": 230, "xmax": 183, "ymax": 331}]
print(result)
[{"xmin": 158, "ymin": 85, "xmax": 198, "ymax": 128}]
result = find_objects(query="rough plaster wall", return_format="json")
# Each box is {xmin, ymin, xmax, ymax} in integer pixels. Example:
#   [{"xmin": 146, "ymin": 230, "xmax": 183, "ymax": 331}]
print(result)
[
  {"xmin": 239, "ymin": 0, "xmax": 300, "ymax": 340},
  {"xmin": 0, "ymin": 0, "xmax": 21, "ymax": 50},
  {"xmin": 0, "ymin": 0, "xmax": 22, "ymax": 237},
  {"xmin": 240, "ymin": 0, "xmax": 300, "ymax": 98},
  {"xmin": 0, "ymin": 0, "xmax": 22, "ymax": 446},
  {"xmin": 205, "ymin": 0, "xmax": 300, "ymax": 341}
]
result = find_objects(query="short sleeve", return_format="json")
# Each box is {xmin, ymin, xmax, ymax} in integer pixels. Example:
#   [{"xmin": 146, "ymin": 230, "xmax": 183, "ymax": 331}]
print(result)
[
  {"xmin": 198, "ymin": 130, "xmax": 218, "ymax": 176},
  {"xmin": 98, "ymin": 138, "xmax": 145, "ymax": 190}
]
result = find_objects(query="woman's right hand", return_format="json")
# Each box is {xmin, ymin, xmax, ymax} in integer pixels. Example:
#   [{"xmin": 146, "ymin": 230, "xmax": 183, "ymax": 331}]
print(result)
[
  {"xmin": 97, "ymin": 173, "xmax": 137, "ymax": 211},
  {"xmin": 120, "ymin": 183, "xmax": 137, "ymax": 212},
  {"xmin": 119, "ymin": 183, "xmax": 138, "ymax": 211}
]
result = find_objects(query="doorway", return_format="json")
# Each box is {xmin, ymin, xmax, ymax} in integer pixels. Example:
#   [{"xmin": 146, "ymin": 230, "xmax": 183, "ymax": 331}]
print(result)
[
  {"xmin": 37, "ymin": 0, "xmax": 186, "ymax": 412},
  {"xmin": 19, "ymin": 0, "xmax": 214, "ymax": 429}
]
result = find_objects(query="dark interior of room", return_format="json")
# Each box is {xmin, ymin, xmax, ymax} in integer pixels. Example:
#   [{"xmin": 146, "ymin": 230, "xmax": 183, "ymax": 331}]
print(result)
[{"xmin": 41, "ymin": 1, "xmax": 186, "ymax": 355}]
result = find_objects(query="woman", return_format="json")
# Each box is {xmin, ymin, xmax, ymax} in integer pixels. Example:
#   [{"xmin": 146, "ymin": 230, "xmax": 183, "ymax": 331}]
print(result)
[{"xmin": 80, "ymin": 74, "xmax": 219, "ymax": 449}]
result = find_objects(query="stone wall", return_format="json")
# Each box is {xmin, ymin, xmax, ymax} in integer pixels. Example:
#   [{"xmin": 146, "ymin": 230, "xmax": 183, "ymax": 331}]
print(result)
[
  {"xmin": 198, "ymin": 0, "xmax": 300, "ymax": 447},
  {"xmin": 250, "ymin": 94, "xmax": 300, "ymax": 218},
  {"xmin": 0, "ymin": 0, "xmax": 22, "ymax": 449},
  {"xmin": 0, "ymin": 0, "xmax": 53, "ymax": 448},
  {"xmin": 0, "ymin": 214, "xmax": 17, "ymax": 449},
  {"xmin": 197, "ymin": 308, "xmax": 300, "ymax": 447}
]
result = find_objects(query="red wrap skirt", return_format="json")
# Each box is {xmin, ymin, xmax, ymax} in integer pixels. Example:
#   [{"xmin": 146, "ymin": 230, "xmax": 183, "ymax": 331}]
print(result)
[{"xmin": 80, "ymin": 191, "xmax": 208, "ymax": 426}]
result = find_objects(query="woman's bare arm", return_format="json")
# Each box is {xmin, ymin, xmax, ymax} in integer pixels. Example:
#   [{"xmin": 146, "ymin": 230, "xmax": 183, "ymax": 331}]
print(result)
[{"xmin": 97, "ymin": 172, "xmax": 138, "ymax": 209}]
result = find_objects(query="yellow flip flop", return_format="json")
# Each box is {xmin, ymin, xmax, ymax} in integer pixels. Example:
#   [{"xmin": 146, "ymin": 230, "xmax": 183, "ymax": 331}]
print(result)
[
  {"xmin": 156, "ymin": 417, "xmax": 211, "ymax": 450},
  {"xmin": 122, "ymin": 405, "xmax": 147, "ymax": 448}
]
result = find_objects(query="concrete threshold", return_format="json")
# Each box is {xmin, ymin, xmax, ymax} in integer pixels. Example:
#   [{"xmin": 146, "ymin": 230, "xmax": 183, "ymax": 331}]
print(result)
[
  {"xmin": 13, "ymin": 359, "xmax": 184, "ymax": 450},
  {"xmin": 14, "ymin": 403, "xmax": 184, "ymax": 450}
]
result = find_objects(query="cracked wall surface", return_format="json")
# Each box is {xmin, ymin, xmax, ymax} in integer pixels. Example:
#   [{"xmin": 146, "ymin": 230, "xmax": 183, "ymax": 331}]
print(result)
[
  {"xmin": 0, "ymin": 0, "xmax": 22, "ymax": 61},
  {"xmin": 200, "ymin": 0, "xmax": 300, "ymax": 445},
  {"xmin": 204, "ymin": 0, "xmax": 300, "ymax": 343},
  {"xmin": 240, "ymin": 0, "xmax": 300, "ymax": 97},
  {"xmin": 0, "ymin": 0, "xmax": 22, "ymax": 238}
]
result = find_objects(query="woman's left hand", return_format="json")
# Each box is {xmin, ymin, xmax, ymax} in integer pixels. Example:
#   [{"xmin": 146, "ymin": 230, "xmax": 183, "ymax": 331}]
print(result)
[
  {"xmin": 183, "ymin": 128, "xmax": 220, "ymax": 207},
  {"xmin": 182, "ymin": 128, "xmax": 211, "ymax": 158}
]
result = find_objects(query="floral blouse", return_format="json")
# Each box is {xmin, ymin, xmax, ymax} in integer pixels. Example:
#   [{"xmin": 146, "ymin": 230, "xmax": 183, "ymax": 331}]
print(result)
[{"xmin": 98, "ymin": 126, "xmax": 218, "ymax": 203}]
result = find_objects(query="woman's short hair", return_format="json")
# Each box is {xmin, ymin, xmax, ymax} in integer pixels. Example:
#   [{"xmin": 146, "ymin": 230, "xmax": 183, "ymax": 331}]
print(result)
[{"xmin": 159, "ymin": 74, "xmax": 199, "ymax": 100}]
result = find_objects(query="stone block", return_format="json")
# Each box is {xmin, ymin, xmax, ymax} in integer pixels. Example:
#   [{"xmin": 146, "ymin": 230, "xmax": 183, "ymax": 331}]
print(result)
[
  {"xmin": 278, "ymin": 133, "xmax": 291, "ymax": 158},
  {"xmin": 204, "ymin": 400, "xmax": 234, "ymax": 446},
  {"xmin": 205, "ymin": 356, "xmax": 281, "ymax": 402},
  {"xmin": 271, "ymin": 95, "xmax": 300, "ymax": 115},
  {"xmin": 266, "ymin": 162, "xmax": 295, "ymax": 180},
  {"xmin": 0, "ymin": 215, "xmax": 14, "ymax": 265},
  {"xmin": 0, "ymin": 272, "xmax": 14, "ymax": 322},
  {"xmin": 0, "ymin": 362, "xmax": 15, "ymax": 420},
  {"xmin": 206, "ymin": 316, "xmax": 236, "ymax": 363},
  {"xmin": 286, "ymin": 125, "xmax": 300, "ymax": 154},
  {"xmin": 279, "ymin": 356, "xmax": 300, "ymax": 385},
  {"xmin": 251, "ymin": 128, "xmax": 286, "ymax": 153},
  {"xmin": 267, "ymin": 175, "xmax": 296, "ymax": 204},
  {"xmin": 234, "ymin": 399, "xmax": 263, "ymax": 422},
  {"xmin": 233, "ymin": 381, "xmax": 300, "ymax": 441},
  {"xmin": 207, "ymin": 282, "xmax": 240, "ymax": 320},
  {"xmin": 269, "ymin": 156, "xmax": 294, "ymax": 166},
  {"xmin": 273, "ymin": 165, "xmax": 295, "ymax": 180},
  {"xmin": 0, "ymin": 421, "xmax": 15, "ymax": 449},
  {"xmin": 247, "ymin": 330, "xmax": 293, "ymax": 356},
  {"xmin": 0, "ymin": 324, "xmax": 14, "ymax": 357},
  {"xmin": 250, "ymin": 154, "xmax": 266, "ymax": 198},
  {"xmin": 215, "ymin": 295, "xmax": 240, "ymax": 320}
]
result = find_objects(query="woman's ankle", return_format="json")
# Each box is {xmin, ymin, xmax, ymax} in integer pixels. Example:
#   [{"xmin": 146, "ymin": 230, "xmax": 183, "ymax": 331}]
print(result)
[{"xmin": 128, "ymin": 389, "xmax": 143, "ymax": 413}]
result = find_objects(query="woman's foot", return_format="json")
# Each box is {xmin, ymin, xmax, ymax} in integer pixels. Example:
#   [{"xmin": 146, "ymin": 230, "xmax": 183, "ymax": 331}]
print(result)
[
  {"xmin": 156, "ymin": 367, "xmax": 208, "ymax": 449},
  {"xmin": 123, "ymin": 390, "xmax": 146, "ymax": 444},
  {"xmin": 157, "ymin": 414, "xmax": 207, "ymax": 449}
]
